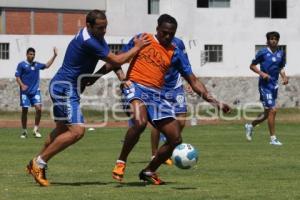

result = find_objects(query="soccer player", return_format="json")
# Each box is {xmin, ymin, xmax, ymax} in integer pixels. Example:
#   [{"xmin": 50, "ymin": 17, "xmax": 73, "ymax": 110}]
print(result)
[
  {"xmin": 112, "ymin": 14, "xmax": 231, "ymax": 185},
  {"xmin": 26, "ymin": 9, "xmax": 150, "ymax": 187},
  {"xmin": 245, "ymin": 31, "xmax": 288, "ymax": 146},
  {"xmin": 15, "ymin": 47, "xmax": 57, "ymax": 139},
  {"xmin": 150, "ymin": 37, "xmax": 191, "ymax": 166}
]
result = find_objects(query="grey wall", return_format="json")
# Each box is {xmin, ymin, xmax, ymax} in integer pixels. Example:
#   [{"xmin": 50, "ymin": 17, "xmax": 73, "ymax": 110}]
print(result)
[{"xmin": 1, "ymin": 77, "xmax": 299, "ymax": 111}]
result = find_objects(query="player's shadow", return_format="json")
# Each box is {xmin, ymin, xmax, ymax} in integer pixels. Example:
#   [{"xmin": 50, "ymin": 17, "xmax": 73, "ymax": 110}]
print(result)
[
  {"xmin": 52, "ymin": 181, "xmax": 112, "ymax": 186},
  {"xmin": 114, "ymin": 182, "xmax": 147, "ymax": 187},
  {"xmin": 129, "ymin": 160, "xmax": 149, "ymax": 164},
  {"xmin": 171, "ymin": 187, "xmax": 198, "ymax": 190}
]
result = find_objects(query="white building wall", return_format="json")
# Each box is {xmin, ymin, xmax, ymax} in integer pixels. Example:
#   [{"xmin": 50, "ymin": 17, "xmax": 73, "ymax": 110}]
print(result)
[{"xmin": 1, "ymin": 0, "xmax": 300, "ymax": 78}]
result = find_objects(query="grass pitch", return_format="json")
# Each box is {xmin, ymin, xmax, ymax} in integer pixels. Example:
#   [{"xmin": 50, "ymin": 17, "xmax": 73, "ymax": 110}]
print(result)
[{"xmin": 1, "ymin": 123, "xmax": 300, "ymax": 200}]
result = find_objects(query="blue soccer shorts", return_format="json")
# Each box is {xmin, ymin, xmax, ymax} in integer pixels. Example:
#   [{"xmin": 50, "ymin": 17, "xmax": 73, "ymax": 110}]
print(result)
[
  {"xmin": 162, "ymin": 85, "xmax": 187, "ymax": 114},
  {"xmin": 49, "ymin": 81, "xmax": 84, "ymax": 125},
  {"xmin": 20, "ymin": 90, "xmax": 42, "ymax": 107},
  {"xmin": 259, "ymin": 86, "xmax": 278, "ymax": 109},
  {"xmin": 122, "ymin": 82, "xmax": 175, "ymax": 126}
]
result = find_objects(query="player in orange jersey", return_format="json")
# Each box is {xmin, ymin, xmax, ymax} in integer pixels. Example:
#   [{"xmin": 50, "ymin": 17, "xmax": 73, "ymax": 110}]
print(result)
[{"xmin": 112, "ymin": 14, "xmax": 231, "ymax": 185}]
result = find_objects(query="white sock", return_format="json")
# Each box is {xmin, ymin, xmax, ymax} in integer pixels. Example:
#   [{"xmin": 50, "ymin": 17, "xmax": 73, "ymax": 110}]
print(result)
[
  {"xmin": 33, "ymin": 126, "xmax": 39, "ymax": 132},
  {"xmin": 116, "ymin": 160, "xmax": 125, "ymax": 164},
  {"xmin": 270, "ymin": 135, "xmax": 277, "ymax": 141},
  {"xmin": 36, "ymin": 155, "xmax": 47, "ymax": 169},
  {"xmin": 151, "ymin": 155, "xmax": 155, "ymax": 160}
]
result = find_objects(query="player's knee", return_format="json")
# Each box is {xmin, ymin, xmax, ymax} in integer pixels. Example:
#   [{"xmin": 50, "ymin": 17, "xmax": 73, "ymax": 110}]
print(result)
[
  {"xmin": 169, "ymin": 135, "xmax": 182, "ymax": 148},
  {"xmin": 35, "ymin": 106, "xmax": 42, "ymax": 112},
  {"xmin": 133, "ymin": 120, "xmax": 147, "ymax": 133},
  {"xmin": 70, "ymin": 126, "xmax": 85, "ymax": 140}
]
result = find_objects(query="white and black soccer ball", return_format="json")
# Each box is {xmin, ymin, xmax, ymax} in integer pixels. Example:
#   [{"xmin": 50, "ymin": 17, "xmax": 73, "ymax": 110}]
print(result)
[{"xmin": 171, "ymin": 143, "xmax": 199, "ymax": 169}]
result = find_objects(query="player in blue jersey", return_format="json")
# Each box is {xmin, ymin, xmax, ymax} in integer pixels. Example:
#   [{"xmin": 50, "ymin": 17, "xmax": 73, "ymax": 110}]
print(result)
[
  {"xmin": 26, "ymin": 9, "xmax": 150, "ymax": 187},
  {"xmin": 15, "ymin": 47, "xmax": 57, "ymax": 139},
  {"xmin": 150, "ymin": 37, "xmax": 190, "ymax": 165},
  {"xmin": 245, "ymin": 31, "xmax": 288, "ymax": 146}
]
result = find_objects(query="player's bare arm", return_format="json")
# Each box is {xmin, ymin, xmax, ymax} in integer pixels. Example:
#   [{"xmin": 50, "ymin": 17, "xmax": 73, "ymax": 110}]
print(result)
[
  {"xmin": 280, "ymin": 68, "xmax": 288, "ymax": 85},
  {"xmin": 45, "ymin": 47, "xmax": 58, "ymax": 68},
  {"xmin": 250, "ymin": 63, "xmax": 270, "ymax": 80},
  {"xmin": 16, "ymin": 77, "xmax": 28, "ymax": 91},
  {"xmin": 104, "ymin": 34, "xmax": 150, "ymax": 65},
  {"xmin": 184, "ymin": 73, "xmax": 231, "ymax": 113}
]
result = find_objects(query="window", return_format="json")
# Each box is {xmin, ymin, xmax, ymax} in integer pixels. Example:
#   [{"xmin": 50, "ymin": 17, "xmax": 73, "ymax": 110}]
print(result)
[
  {"xmin": 255, "ymin": 0, "xmax": 287, "ymax": 18},
  {"xmin": 0, "ymin": 43, "xmax": 9, "ymax": 60},
  {"xmin": 197, "ymin": 0, "xmax": 230, "ymax": 8},
  {"xmin": 148, "ymin": 0, "xmax": 159, "ymax": 14},
  {"xmin": 108, "ymin": 44, "xmax": 123, "ymax": 54},
  {"xmin": 204, "ymin": 45, "xmax": 223, "ymax": 62}
]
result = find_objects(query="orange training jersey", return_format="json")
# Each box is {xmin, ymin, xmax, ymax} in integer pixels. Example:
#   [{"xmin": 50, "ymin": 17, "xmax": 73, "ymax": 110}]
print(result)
[{"xmin": 126, "ymin": 34, "xmax": 175, "ymax": 89}]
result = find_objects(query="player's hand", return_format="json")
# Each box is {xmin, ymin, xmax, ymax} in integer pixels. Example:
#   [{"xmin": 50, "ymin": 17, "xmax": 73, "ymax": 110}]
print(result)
[
  {"xmin": 282, "ymin": 76, "xmax": 289, "ymax": 85},
  {"xmin": 53, "ymin": 47, "xmax": 58, "ymax": 57},
  {"xmin": 185, "ymin": 84, "xmax": 193, "ymax": 95},
  {"xmin": 218, "ymin": 102, "xmax": 231, "ymax": 114},
  {"xmin": 21, "ymin": 84, "xmax": 28, "ymax": 91},
  {"xmin": 133, "ymin": 33, "xmax": 150, "ymax": 50},
  {"xmin": 120, "ymin": 80, "xmax": 132, "ymax": 90},
  {"xmin": 80, "ymin": 76, "xmax": 98, "ymax": 93},
  {"xmin": 260, "ymin": 72, "xmax": 270, "ymax": 81}
]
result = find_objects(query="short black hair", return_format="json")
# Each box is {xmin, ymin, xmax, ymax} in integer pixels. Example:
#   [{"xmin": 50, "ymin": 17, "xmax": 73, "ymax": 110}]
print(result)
[
  {"xmin": 26, "ymin": 47, "xmax": 35, "ymax": 54},
  {"xmin": 157, "ymin": 14, "xmax": 177, "ymax": 28},
  {"xmin": 266, "ymin": 31, "xmax": 280, "ymax": 40},
  {"xmin": 86, "ymin": 9, "xmax": 106, "ymax": 26}
]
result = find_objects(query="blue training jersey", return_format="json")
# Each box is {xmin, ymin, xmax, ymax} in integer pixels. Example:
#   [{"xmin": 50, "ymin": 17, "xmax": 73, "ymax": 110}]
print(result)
[
  {"xmin": 52, "ymin": 27, "xmax": 110, "ymax": 86},
  {"xmin": 15, "ymin": 61, "xmax": 46, "ymax": 95},
  {"xmin": 252, "ymin": 47, "xmax": 286, "ymax": 89},
  {"xmin": 163, "ymin": 37, "xmax": 191, "ymax": 89},
  {"xmin": 122, "ymin": 34, "xmax": 193, "ymax": 88}
]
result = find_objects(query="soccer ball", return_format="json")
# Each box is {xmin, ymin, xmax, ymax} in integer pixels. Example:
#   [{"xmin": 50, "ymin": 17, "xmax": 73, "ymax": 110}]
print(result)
[{"xmin": 171, "ymin": 143, "xmax": 199, "ymax": 169}]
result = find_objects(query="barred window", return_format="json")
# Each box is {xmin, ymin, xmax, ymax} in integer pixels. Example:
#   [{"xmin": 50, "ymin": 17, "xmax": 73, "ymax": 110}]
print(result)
[
  {"xmin": 204, "ymin": 45, "xmax": 223, "ymax": 62},
  {"xmin": 0, "ymin": 43, "xmax": 9, "ymax": 60},
  {"xmin": 255, "ymin": 0, "xmax": 287, "ymax": 18},
  {"xmin": 148, "ymin": 0, "xmax": 160, "ymax": 14},
  {"xmin": 108, "ymin": 44, "xmax": 123, "ymax": 54}
]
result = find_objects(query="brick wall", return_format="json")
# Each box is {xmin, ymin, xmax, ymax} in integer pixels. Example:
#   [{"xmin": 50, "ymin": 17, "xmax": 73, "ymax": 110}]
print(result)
[
  {"xmin": 3, "ymin": 9, "xmax": 87, "ymax": 35},
  {"xmin": 34, "ymin": 11, "xmax": 58, "ymax": 34},
  {"xmin": 63, "ymin": 13, "xmax": 86, "ymax": 35},
  {"xmin": 6, "ymin": 10, "xmax": 31, "ymax": 34}
]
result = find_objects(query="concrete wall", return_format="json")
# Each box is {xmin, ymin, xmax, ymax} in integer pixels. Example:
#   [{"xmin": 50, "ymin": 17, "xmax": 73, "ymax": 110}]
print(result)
[
  {"xmin": 105, "ymin": 0, "xmax": 300, "ymax": 77},
  {"xmin": 1, "ymin": 77, "xmax": 299, "ymax": 111}
]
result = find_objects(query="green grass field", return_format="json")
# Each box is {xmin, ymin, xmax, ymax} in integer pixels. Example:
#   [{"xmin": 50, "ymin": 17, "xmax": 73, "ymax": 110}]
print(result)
[{"xmin": 1, "ymin": 122, "xmax": 300, "ymax": 200}]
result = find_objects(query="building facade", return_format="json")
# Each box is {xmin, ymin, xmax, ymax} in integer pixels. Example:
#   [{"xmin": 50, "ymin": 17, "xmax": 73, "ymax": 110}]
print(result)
[{"xmin": 0, "ymin": 0, "xmax": 299, "ymax": 78}]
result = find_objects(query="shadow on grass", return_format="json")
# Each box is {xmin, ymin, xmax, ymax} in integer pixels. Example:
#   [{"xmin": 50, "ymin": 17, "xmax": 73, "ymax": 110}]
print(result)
[
  {"xmin": 129, "ymin": 160, "xmax": 149, "ymax": 164},
  {"xmin": 52, "ymin": 181, "xmax": 112, "ymax": 186},
  {"xmin": 114, "ymin": 181, "xmax": 178, "ymax": 187},
  {"xmin": 172, "ymin": 187, "xmax": 198, "ymax": 190}
]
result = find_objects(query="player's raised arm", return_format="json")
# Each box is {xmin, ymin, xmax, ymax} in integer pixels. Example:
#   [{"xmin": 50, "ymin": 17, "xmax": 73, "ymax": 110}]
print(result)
[
  {"xmin": 104, "ymin": 34, "xmax": 150, "ymax": 65},
  {"xmin": 45, "ymin": 47, "xmax": 58, "ymax": 69}
]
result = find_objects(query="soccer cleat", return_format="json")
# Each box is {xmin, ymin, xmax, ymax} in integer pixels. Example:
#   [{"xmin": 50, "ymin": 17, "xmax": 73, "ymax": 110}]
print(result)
[
  {"xmin": 164, "ymin": 158, "xmax": 173, "ymax": 165},
  {"xmin": 112, "ymin": 162, "xmax": 126, "ymax": 182},
  {"xmin": 26, "ymin": 159, "xmax": 49, "ymax": 186},
  {"xmin": 20, "ymin": 132, "xmax": 28, "ymax": 139},
  {"xmin": 270, "ymin": 139, "xmax": 283, "ymax": 146},
  {"xmin": 244, "ymin": 123, "xmax": 253, "ymax": 141},
  {"xmin": 139, "ymin": 170, "xmax": 165, "ymax": 185},
  {"xmin": 33, "ymin": 130, "xmax": 42, "ymax": 138}
]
